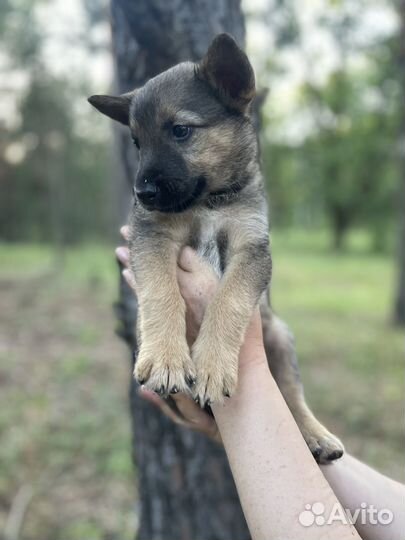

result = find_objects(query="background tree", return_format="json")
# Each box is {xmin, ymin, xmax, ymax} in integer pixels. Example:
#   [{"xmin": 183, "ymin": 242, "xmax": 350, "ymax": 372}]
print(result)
[
  {"xmin": 110, "ymin": 1, "xmax": 251, "ymax": 538},
  {"xmin": 260, "ymin": 0, "xmax": 400, "ymax": 252},
  {"xmin": 0, "ymin": 0, "xmax": 403, "ymax": 537},
  {"xmin": 299, "ymin": 68, "xmax": 397, "ymax": 251},
  {"xmin": 0, "ymin": 0, "xmax": 112, "ymax": 246},
  {"xmin": 393, "ymin": 0, "xmax": 405, "ymax": 325}
]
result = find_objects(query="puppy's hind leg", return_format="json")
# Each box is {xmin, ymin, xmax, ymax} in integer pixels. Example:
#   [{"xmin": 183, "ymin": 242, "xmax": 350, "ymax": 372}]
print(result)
[{"xmin": 260, "ymin": 301, "xmax": 344, "ymax": 464}]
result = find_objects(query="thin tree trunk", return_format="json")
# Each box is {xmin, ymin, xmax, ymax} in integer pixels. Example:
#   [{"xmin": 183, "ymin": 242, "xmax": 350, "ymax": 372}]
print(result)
[
  {"xmin": 395, "ymin": 179, "xmax": 405, "ymax": 325},
  {"xmin": 110, "ymin": 1, "xmax": 250, "ymax": 538},
  {"xmin": 330, "ymin": 205, "xmax": 350, "ymax": 251},
  {"xmin": 394, "ymin": 0, "xmax": 405, "ymax": 326}
]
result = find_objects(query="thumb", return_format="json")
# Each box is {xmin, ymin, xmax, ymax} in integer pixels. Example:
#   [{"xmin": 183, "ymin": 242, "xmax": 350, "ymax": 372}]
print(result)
[{"xmin": 178, "ymin": 246, "xmax": 207, "ymax": 273}]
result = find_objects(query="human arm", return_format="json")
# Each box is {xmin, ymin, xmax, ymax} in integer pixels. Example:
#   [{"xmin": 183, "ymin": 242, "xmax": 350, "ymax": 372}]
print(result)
[
  {"xmin": 210, "ymin": 321, "xmax": 361, "ymax": 540},
  {"xmin": 320, "ymin": 454, "xmax": 405, "ymax": 540},
  {"xmin": 117, "ymin": 232, "xmax": 362, "ymax": 540}
]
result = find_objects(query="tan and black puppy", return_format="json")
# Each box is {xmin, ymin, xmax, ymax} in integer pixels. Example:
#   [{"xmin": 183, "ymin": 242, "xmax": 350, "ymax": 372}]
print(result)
[{"xmin": 89, "ymin": 34, "xmax": 344, "ymax": 463}]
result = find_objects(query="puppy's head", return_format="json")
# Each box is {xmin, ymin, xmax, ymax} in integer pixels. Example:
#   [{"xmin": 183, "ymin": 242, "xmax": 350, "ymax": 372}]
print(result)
[{"xmin": 89, "ymin": 34, "xmax": 257, "ymax": 213}]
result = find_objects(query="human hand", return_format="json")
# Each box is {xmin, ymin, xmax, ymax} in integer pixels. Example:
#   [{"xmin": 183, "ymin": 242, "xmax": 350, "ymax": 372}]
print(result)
[{"xmin": 116, "ymin": 225, "xmax": 264, "ymax": 442}]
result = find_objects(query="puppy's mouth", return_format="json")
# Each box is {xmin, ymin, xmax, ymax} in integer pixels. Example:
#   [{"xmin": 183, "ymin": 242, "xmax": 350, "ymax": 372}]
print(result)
[{"xmin": 140, "ymin": 177, "xmax": 207, "ymax": 213}]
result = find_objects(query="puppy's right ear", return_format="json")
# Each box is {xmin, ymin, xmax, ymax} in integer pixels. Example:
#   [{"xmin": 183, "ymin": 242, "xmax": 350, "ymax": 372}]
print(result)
[
  {"xmin": 88, "ymin": 93, "xmax": 132, "ymax": 125},
  {"xmin": 196, "ymin": 33, "xmax": 255, "ymax": 112}
]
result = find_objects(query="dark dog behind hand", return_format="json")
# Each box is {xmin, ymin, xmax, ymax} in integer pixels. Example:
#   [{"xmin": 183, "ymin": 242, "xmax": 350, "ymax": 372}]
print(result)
[{"xmin": 89, "ymin": 33, "xmax": 344, "ymax": 463}]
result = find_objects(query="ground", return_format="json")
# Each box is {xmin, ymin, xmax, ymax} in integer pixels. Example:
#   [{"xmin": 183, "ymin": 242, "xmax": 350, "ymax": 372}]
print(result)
[{"xmin": 0, "ymin": 231, "xmax": 403, "ymax": 540}]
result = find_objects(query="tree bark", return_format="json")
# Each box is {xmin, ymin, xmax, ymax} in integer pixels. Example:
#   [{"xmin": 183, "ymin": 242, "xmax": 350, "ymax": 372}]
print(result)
[
  {"xmin": 110, "ymin": 1, "xmax": 250, "ymax": 538},
  {"xmin": 395, "ymin": 180, "xmax": 405, "ymax": 326},
  {"xmin": 394, "ymin": 0, "xmax": 405, "ymax": 326}
]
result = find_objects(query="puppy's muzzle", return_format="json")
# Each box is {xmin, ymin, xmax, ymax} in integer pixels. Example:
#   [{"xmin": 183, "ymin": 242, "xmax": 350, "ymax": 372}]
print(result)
[
  {"xmin": 135, "ymin": 176, "xmax": 205, "ymax": 213},
  {"xmin": 135, "ymin": 181, "xmax": 159, "ymax": 205}
]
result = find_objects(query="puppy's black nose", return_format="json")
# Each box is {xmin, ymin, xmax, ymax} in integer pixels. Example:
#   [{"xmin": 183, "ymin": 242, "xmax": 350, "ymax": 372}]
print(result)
[{"xmin": 135, "ymin": 181, "xmax": 158, "ymax": 204}]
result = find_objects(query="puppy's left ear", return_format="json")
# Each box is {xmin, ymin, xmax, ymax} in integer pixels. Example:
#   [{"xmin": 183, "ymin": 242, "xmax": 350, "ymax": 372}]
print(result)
[
  {"xmin": 88, "ymin": 93, "xmax": 132, "ymax": 125},
  {"xmin": 196, "ymin": 33, "xmax": 255, "ymax": 112}
]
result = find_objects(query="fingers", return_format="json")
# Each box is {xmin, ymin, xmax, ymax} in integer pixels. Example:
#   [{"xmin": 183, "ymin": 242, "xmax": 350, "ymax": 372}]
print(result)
[
  {"xmin": 115, "ymin": 246, "xmax": 129, "ymax": 267},
  {"xmin": 171, "ymin": 393, "xmax": 221, "ymax": 443},
  {"xmin": 116, "ymin": 246, "xmax": 136, "ymax": 293},
  {"xmin": 138, "ymin": 386, "xmax": 188, "ymax": 426},
  {"xmin": 170, "ymin": 392, "xmax": 206, "ymax": 424},
  {"xmin": 177, "ymin": 246, "xmax": 219, "ymax": 297},
  {"xmin": 176, "ymin": 267, "xmax": 195, "ymax": 292},
  {"xmin": 120, "ymin": 225, "xmax": 130, "ymax": 241},
  {"xmin": 178, "ymin": 246, "xmax": 207, "ymax": 273},
  {"xmin": 138, "ymin": 386, "xmax": 222, "ymax": 443},
  {"xmin": 117, "ymin": 228, "xmax": 135, "ymax": 292},
  {"xmin": 122, "ymin": 268, "xmax": 137, "ymax": 294}
]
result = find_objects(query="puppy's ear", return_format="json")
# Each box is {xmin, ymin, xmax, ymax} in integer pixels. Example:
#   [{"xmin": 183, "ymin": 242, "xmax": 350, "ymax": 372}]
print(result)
[
  {"xmin": 196, "ymin": 33, "xmax": 255, "ymax": 112},
  {"xmin": 88, "ymin": 93, "xmax": 132, "ymax": 125}
]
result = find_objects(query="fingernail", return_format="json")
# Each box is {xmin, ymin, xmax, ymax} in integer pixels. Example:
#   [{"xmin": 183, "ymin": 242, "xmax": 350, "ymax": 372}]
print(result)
[
  {"xmin": 115, "ymin": 247, "xmax": 129, "ymax": 264},
  {"xmin": 122, "ymin": 269, "xmax": 133, "ymax": 286}
]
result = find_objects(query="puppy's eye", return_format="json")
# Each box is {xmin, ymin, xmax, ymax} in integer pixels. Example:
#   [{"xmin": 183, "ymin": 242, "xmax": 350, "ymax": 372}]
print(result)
[
  {"xmin": 132, "ymin": 136, "xmax": 140, "ymax": 149},
  {"xmin": 172, "ymin": 125, "xmax": 191, "ymax": 141}
]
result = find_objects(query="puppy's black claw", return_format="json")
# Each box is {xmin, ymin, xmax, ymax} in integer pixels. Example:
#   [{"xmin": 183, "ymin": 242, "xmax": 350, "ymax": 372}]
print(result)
[
  {"xmin": 327, "ymin": 449, "xmax": 343, "ymax": 461},
  {"xmin": 224, "ymin": 391, "xmax": 230, "ymax": 398},
  {"xmin": 170, "ymin": 385, "xmax": 179, "ymax": 394},
  {"xmin": 156, "ymin": 385, "xmax": 166, "ymax": 396},
  {"xmin": 312, "ymin": 447, "xmax": 322, "ymax": 461},
  {"xmin": 205, "ymin": 399, "xmax": 212, "ymax": 407},
  {"xmin": 137, "ymin": 378, "xmax": 146, "ymax": 385},
  {"xmin": 186, "ymin": 376, "xmax": 196, "ymax": 387}
]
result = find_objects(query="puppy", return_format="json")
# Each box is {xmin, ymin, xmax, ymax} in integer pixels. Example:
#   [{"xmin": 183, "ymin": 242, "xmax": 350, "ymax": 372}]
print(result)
[{"xmin": 89, "ymin": 33, "xmax": 344, "ymax": 462}]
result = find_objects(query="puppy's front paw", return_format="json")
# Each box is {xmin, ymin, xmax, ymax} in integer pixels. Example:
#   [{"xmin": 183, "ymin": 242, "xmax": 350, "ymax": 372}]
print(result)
[
  {"xmin": 192, "ymin": 340, "xmax": 238, "ymax": 407},
  {"xmin": 134, "ymin": 340, "xmax": 195, "ymax": 396},
  {"xmin": 302, "ymin": 424, "xmax": 344, "ymax": 464}
]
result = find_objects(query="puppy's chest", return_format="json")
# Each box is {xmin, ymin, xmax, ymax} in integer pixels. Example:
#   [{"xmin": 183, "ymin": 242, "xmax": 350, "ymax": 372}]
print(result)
[{"xmin": 186, "ymin": 212, "xmax": 228, "ymax": 277}]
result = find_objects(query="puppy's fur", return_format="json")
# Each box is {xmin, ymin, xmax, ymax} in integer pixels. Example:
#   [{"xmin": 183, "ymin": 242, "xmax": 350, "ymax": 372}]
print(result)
[{"xmin": 89, "ymin": 34, "xmax": 344, "ymax": 462}]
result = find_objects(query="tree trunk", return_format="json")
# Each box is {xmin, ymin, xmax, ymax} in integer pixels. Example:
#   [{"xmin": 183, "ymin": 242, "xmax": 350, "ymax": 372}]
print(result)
[
  {"xmin": 110, "ymin": 1, "xmax": 250, "ymax": 538},
  {"xmin": 395, "ymin": 179, "xmax": 405, "ymax": 325},
  {"xmin": 394, "ymin": 0, "xmax": 405, "ymax": 326},
  {"xmin": 330, "ymin": 205, "xmax": 350, "ymax": 251}
]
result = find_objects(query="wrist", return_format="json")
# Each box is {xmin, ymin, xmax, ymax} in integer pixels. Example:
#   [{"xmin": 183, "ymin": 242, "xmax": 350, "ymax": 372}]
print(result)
[{"xmin": 238, "ymin": 308, "xmax": 268, "ymax": 370}]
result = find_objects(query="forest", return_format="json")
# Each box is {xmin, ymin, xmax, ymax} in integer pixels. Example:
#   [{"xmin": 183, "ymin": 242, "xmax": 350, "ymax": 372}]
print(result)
[{"xmin": 0, "ymin": 1, "xmax": 404, "ymax": 539}]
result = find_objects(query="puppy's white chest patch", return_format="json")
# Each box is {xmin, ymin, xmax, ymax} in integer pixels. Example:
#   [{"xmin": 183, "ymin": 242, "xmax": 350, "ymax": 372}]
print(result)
[
  {"xmin": 197, "ymin": 239, "xmax": 221, "ymax": 277},
  {"xmin": 192, "ymin": 211, "xmax": 224, "ymax": 277}
]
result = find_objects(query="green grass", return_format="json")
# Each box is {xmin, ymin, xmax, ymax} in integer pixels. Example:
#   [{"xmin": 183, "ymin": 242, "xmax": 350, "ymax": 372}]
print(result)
[
  {"xmin": 271, "ymin": 229, "xmax": 403, "ymax": 476},
  {"xmin": 0, "ymin": 242, "xmax": 134, "ymax": 540},
  {"xmin": 0, "ymin": 230, "xmax": 403, "ymax": 539},
  {"xmin": 0, "ymin": 242, "xmax": 118, "ymax": 289}
]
